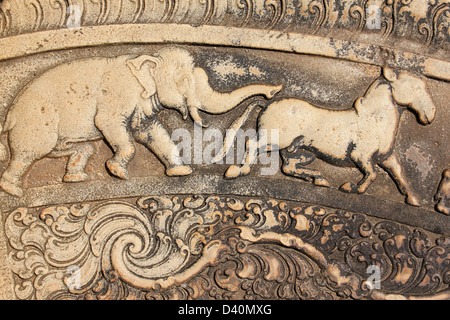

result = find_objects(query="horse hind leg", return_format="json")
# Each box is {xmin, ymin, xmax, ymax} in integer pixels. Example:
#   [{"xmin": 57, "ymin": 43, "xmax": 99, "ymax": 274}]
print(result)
[
  {"xmin": 281, "ymin": 150, "xmax": 330, "ymax": 187},
  {"xmin": 340, "ymin": 152, "xmax": 377, "ymax": 194}
]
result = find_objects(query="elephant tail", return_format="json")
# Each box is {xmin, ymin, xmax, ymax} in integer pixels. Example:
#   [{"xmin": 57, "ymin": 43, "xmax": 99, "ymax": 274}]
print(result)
[
  {"xmin": 0, "ymin": 123, "xmax": 7, "ymax": 162},
  {"xmin": 211, "ymin": 99, "xmax": 266, "ymax": 164}
]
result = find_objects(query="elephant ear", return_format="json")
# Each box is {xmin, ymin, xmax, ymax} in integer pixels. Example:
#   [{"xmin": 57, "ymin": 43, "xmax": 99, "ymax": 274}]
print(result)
[{"xmin": 126, "ymin": 55, "xmax": 160, "ymax": 99}]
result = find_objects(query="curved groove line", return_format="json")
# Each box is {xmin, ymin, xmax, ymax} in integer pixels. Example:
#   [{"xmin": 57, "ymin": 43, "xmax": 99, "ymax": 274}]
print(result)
[
  {"xmin": 265, "ymin": 0, "xmax": 285, "ymax": 29},
  {"xmin": 430, "ymin": 3, "xmax": 449, "ymax": 47},
  {"xmin": 309, "ymin": 0, "xmax": 328, "ymax": 34},
  {"xmin": 419, "ymin": 3, "xmax": 450, "ymax": 47},
  {"xmin": 382, "ymin": 0, "xmax": 400, "ymax": 39},
  {"xmin": 179, "ymin": 0, "xmax": 193, "ymax": 24},
  {"xmin": 161, "ymin": 0, "xmax": 175, "ymax": 23},
  {"xmin": 0, "ymin": 9, "xmax": 6, "ymax": 35},
  {"xmin": 101, "ymin": 0, "xmax": 110, "ymax": 24},
  {"xmin": 144, "ymin": 0, "xmax": 156, "ymax": 23},
  {"xmin": 50, "ymin": 0, "xmax": 68, "ymax": 27},
  {"xmin": 25, "ymin": 0, "xmax": 44, "ymax": 31},
  {"xmin": 130, "ymin": 0, "xmax": 146, "ymax": 23},
  {"xmin": 237, "ymin": 0, "xmax": 254, "ymax": 27},
  {"xmin": 114, "ymin": 0, "xmax": 124, "ymax": 23},
  {"xmin": 349, "ymin": 0, "xmax": 369, "ymax": 32},
  {"xmin": 200, "ymin": 0, "xmax": 215, "ymax": 25}
]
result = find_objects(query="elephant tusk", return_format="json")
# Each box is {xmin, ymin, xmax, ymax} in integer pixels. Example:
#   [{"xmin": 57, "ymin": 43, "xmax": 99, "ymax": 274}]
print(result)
[{"xmin": 189, "ymin": 107, "xmax": 209, "ymax": 128}]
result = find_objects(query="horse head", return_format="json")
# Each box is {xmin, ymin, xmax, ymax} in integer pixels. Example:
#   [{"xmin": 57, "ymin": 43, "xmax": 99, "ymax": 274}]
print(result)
[{"xmin": 383, "ymin": 67, "xmax": 437, "ymax": 125}]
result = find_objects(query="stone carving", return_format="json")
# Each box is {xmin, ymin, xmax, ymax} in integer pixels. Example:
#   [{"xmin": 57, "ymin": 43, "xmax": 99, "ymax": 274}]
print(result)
[
  {"xmin": 435, "ymin": 169, "xmax": 450, "ymax": 215},
  {"xmin": 0, "ymin": 0, "xmax": 447, "ymax": 303},
  {"xmin": 224, "ymin": 67, "xmax": 437, "ymax": 207},
  {"xmin": 1, "ymin": 1, "xmax": 449, "ymax": 55},
  {"xmin": 0, "ymin": 46, "xmax": 282, "ymax": 197},
  {"xmin": 5, "ymin": 195, "xmax": 449, "ymax": 300}
]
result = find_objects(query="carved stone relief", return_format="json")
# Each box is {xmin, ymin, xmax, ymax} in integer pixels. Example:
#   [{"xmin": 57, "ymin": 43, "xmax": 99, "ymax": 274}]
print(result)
[{"xmin": 0, "ymin": 0, "xmax": 448, "ymax": 301}]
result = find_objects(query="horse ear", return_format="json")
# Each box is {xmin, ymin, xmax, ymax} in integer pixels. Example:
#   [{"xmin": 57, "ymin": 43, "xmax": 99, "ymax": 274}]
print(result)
[
  {"xmin": 126, "ymin": 55, "xmax": 160, "ymax": 99},
  {"xmin": 383, "ymin": 67, "xmax": 397, "ymax": 82}
]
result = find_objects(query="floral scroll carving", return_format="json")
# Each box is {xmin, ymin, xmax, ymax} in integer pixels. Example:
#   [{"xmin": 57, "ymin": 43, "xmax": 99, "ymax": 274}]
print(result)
[
  {"xmin": 0, "ymin": 0, "xmax": 448, "ymax": 53},
  {"xmin": 5, "ymin": 195, "xmax": 449, "ymax": 300}
]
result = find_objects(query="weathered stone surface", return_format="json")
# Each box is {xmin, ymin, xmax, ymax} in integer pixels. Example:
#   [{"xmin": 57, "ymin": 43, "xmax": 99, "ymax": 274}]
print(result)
[{"xmin": 0, "ymin": 0, "xmax": 448, "ymax": 300}]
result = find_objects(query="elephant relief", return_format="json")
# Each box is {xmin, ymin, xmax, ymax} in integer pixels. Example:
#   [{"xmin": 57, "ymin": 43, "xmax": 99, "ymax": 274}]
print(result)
[
  {"xmin": 0, "ymin": 47, "xmax": 282, "ymax": 197},
  {"xmin": 221, "ymin": 67, "xmax": 437, "ymax": 207}
]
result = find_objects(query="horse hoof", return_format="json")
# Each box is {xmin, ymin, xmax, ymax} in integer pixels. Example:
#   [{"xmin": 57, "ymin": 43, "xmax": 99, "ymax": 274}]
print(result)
[
  {"xmin": 106, "ymin": 160, "xmax": 129, "ymax": 180},
  {"xmin": 63, "ymin": 173, "xmax": 88, "ymax": 183},
  {"xmin": 0, "ymin": 179, "xmax": 24, "ymax": 198},
  {"xmin": 314, "ymin": 177, "xmax": 330, "ymax": 188},
  {"xmin": 339, "ymin": 182, "xmax": 355, "ymax": 193},
  {"xmin": 436, "ymin": 202, "xmax": 449, "ymax": 215},
  {"xmin": 225, "ymin": 165, "xmax": 241, "ymax": 179},
  {"xmin": 406, "ymin": 194, "xmax": 421, "ymax": 207},
  {"xmin": 166, "ymin": 165, "xmax": 192, "ymax": 177}
]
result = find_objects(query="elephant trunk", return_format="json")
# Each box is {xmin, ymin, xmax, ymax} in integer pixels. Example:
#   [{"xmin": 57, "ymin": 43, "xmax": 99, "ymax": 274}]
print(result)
[{"xmin": 191, "ymin": 68, "xmax": 282, "ymax": 125}]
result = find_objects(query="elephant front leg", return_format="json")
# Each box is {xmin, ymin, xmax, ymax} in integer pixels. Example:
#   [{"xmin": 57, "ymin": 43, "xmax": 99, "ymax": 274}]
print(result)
[
  {"xmin": 95, "ymin": 114, "xmax": 136, "ymax": 179},
  {"xmin": 134, "ymin": 120, "xmax": 192, "ymax": 177}
]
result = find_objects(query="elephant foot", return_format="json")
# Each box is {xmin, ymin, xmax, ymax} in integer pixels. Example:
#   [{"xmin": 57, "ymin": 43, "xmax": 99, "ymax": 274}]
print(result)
[
  {"xmin": 0, "ymin": 178, "xmax": 24, "ymax": 198},
  {"xmin": 63, "ymin": 173, "xmax": 89, "ymax": 183},
  {"xmin": 166, "ymin": 165, "xmax": 192, "ymax": 177},
  {"xmin": 106, "ymin": 160, "xmax": 129, "ymax": 180}
]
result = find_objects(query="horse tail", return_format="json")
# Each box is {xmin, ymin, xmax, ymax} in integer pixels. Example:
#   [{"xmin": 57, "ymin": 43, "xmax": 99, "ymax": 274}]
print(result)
[{"xmin": 211, "ymin": 99, "xmax": 266, "ymax": 164}]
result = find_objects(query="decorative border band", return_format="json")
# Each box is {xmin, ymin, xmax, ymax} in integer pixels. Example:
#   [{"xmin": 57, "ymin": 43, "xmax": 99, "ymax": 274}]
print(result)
[
  {"xmin": 1, "ymin": 175, "xmax": 448, "ymax": 235},
  {"xmin": 0, "ymin": 24, "xmax": 449, "ymax": 81}
]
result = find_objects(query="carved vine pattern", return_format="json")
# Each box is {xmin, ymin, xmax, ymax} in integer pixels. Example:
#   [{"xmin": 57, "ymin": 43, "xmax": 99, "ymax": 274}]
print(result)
[
  {"xmin": 0, "ymin": 0, "xmax": 448, "ymax": 49},
  {"xmin": 5, "ymin": 195, "xmax": 449, "ymax": 300}
]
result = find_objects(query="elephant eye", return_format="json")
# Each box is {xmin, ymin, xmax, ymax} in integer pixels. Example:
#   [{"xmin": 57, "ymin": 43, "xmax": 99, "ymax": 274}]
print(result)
[{"xmin": 177, "ymin": 75, "xmax": 190, "ymax": 90}]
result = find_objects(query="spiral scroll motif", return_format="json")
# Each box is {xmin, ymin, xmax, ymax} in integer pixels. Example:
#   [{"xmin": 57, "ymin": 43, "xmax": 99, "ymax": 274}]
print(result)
[{"xmin": 5, "ymin": 195, "xmax": 449, "ymax": 300}]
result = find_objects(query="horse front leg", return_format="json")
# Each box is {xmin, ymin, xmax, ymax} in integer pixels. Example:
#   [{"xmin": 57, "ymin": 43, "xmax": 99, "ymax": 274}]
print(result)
[
  {"xmin": 340, "ymin": 152, "xmax": 377, "ymax": 194},
  {"xmin": 379, "ymin": 153, "xmax": 421, "ymax": 207},
  {"xmin": 225, "ymin": 136, "xmax": 259, "ymax": 179}
]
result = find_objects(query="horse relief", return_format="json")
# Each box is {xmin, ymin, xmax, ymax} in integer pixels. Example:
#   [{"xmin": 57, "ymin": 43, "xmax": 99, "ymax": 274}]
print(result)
[{"xmin": 222, "ymin": 67, "xmax": 437, "ymax": 207}]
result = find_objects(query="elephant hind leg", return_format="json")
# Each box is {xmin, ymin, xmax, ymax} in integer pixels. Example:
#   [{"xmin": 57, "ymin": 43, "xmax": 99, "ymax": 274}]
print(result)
[
  {"xmin": 1, "ymin": 129, "xmax": 57, "ymax": 197},
  {"xmin": 1, "ymin": 154, "xmax": 41, "ymax": 197},
  {"xmin": 55, "ymin": 143, "xmax": 95, "ymax": 182}
]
